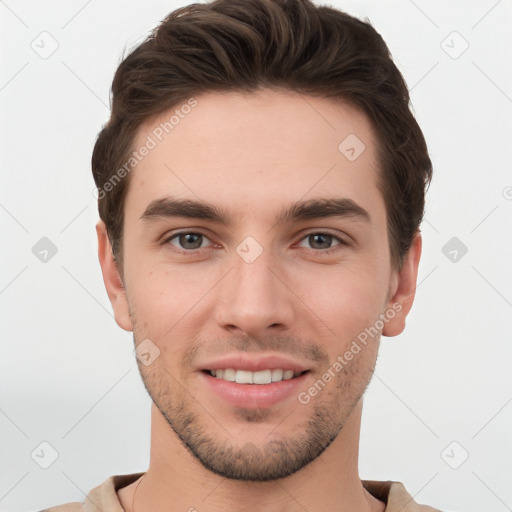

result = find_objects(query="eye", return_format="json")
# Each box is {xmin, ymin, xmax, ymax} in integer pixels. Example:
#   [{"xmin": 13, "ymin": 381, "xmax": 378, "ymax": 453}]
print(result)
[
  {"xmin": 297, "ymin": 232, "xmax": 345, "ymax": 251},
  {"xmin": 165, "ymin": 232, "xmax": 212, "ymax": 250},
  {"xmin": 162, "ymin": 230, "xmax": 347, "ymax": 254}
]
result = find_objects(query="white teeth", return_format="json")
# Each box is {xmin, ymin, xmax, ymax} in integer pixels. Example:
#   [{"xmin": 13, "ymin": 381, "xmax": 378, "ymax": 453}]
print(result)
[
  {"xmin": 223, "ymin": 368, "xmax": 236, "ymax": 381},
  {"xmin": 253, "ymin": 369, "xmax": 272, "ymax": 384},
  {"xmin": 210, "ymin": 368, "xmax": 300, "ymax": 384},
  {"xmin": 271, "ymin": 369, "xmax": 283, "ymax": 382},
  {"xmin": 235, "ymin": 370, "xmax": 253, "ymax": 384}
]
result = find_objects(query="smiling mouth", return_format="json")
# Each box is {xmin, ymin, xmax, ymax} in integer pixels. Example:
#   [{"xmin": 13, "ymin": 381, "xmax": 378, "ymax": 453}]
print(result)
[{"xmin": 203, "ymin": 368, "xmax": 309, "ymax": 384}]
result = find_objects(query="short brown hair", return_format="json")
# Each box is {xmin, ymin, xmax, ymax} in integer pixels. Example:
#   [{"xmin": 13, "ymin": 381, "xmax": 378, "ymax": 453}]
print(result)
[{"xmin": 92, "ymin": 0, "xmax": 432, "ymax": 272}]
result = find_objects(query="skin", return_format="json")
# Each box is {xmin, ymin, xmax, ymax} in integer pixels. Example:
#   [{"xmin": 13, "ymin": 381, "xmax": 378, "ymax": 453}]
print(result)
[{"xmin": 97, "ymin": 88, "xmax": 422, "ymax": 512}]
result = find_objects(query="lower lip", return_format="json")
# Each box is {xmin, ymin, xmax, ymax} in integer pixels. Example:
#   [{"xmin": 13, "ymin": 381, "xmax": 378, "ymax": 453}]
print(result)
[{"xmin": 199, "ymin": 371, "xmax": 309, "ymax": 409}]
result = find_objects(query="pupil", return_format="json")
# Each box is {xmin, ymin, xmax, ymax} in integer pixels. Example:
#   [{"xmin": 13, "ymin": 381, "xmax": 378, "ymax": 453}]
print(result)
[
  {"xmin": 181, "ymin": 233, "xmax": 201, "ymax": 249},
  {"xmin": 311, "ymin": 234, "xmax": 331, "ymax": 249}
]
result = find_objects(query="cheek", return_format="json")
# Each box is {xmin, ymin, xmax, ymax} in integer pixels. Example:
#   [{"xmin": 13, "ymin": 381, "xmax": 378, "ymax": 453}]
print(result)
[
  {"xmin": 125, "ymin": 263, "xmax": 219, "ymax": 351},
  {"xmin": 129, "ymin": 262, "xmax": 212, "ymax": 311},
  {"xmin": 289, "ymin": 262, "xmax": 387, "ymax": 340}
]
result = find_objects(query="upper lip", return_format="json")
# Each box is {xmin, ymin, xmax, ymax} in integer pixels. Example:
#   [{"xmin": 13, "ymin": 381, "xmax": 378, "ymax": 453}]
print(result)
[{"xmin": 198, "ymin": 354, "xmax": 310, "ymax": 373}]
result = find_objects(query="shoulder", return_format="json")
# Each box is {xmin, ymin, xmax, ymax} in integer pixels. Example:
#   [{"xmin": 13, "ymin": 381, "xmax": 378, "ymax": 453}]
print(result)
[
  {"xmin": 36, "ymin": 472, "xmax": 145, "ymax": 512},
  {"xmin": 37, "ymin": 505, "xmax": 83, "ymax": 512},
  {"xmin": 388, "ymin": 481, "xmax": 442, "ymax": 511},
  {"xmin": 363, "ymin": 479, "xmax": 442, "ymax": 511}
]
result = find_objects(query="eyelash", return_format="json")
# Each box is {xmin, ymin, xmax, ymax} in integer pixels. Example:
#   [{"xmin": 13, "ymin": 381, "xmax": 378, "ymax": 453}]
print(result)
[{"xmin": 162, "ymin": 230, "xmax": 347, "ymax": 255}]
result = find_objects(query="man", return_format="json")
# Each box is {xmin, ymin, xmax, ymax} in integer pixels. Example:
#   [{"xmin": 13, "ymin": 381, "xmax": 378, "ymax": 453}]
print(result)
[{"xmin": 43, "ymin": 0, "xmax": 440, "ymax": 510}]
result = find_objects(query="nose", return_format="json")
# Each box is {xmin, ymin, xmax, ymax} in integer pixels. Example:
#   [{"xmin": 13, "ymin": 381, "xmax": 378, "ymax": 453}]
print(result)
[{"xmin": 213, "ymin": 247, "xmax": 296, "ymax": 338}]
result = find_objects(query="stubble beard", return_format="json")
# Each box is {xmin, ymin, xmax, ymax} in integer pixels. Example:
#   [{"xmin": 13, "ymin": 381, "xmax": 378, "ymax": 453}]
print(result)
[{"xmin": 135, "ymin": 336, "xmax": 376, "ymax": 481}]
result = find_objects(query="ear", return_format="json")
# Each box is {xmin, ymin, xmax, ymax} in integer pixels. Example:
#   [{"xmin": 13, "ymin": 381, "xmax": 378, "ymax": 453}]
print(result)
[
  {"xmin": 96, "ymin": 220, "xmax": 133, "ymax": 332},
  {"xmin": 382, "ymin": 231, "xmax": 422, "ymax": 337}
]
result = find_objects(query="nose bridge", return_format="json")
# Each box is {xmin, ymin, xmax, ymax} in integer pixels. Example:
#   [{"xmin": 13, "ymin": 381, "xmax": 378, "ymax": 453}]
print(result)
[{"xmin": 214, "ymin": 240, "xmax": 294, "ymax": 334}]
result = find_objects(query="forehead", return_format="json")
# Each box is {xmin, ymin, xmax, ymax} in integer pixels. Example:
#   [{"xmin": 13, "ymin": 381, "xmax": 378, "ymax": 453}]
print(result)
[{"xmin": 125, "ymin": 88, "xmax": 384, "ymax": 225}]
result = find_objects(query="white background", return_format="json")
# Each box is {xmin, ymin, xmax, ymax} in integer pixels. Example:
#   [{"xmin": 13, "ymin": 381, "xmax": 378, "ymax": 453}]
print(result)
[{"xmin": 1, "ymin": 1, "xmax": 511, "ymax": 511}]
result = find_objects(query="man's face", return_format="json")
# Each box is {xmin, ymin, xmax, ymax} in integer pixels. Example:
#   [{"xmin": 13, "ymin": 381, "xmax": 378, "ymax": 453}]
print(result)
[{"xmin": 100, "ymin": 89, "xmax": 415, "ymax": 480}]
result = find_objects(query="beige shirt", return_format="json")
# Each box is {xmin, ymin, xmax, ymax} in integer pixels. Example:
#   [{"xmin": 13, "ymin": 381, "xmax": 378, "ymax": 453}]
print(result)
[{"xmin": 40, "ymin": 472, "xmax": 441, "ymax": 512}]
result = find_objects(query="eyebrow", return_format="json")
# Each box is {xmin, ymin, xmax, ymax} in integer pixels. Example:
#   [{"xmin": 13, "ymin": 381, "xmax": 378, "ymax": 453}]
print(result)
[{"xmin": 139, "ymin": 196, "xmax": 371, "ymax": 226}]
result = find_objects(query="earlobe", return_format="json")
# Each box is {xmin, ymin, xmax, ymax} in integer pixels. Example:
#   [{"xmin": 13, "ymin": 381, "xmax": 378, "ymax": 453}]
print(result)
[
  {"xmin": 382, "ymin": 231, "xmax": 422, "ymax": 337},
  {"xmin": 96, "ymin": 220, "xmax": 133, "ymax": 332}
]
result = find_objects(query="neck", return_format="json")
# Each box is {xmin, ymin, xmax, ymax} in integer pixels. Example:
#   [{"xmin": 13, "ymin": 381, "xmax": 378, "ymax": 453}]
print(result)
[{"xmin": 121, "ymin": 400, "xmax": 385, "ymax": 512}]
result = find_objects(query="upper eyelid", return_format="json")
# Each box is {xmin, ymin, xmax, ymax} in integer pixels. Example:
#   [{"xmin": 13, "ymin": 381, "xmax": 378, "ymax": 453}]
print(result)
[
  {"xmin": 164, "ymin": 230, "xmax": 215, "ymax": 244},
  {"xmin": 296, "ymin": 232, "xmax": 346, "ymax": 246}
]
